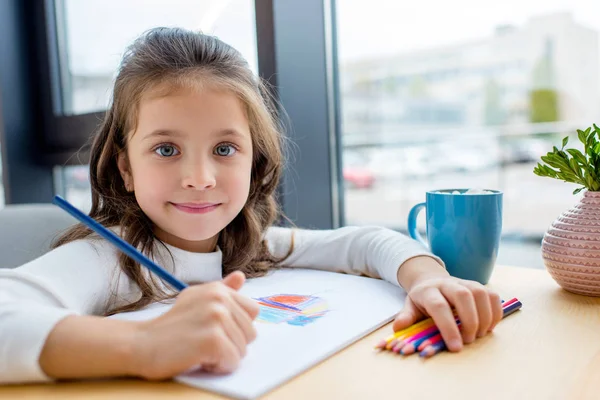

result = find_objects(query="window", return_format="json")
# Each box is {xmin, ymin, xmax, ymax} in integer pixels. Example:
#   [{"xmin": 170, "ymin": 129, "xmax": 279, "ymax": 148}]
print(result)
[
  {"xmin": 57, "ymin": 0, "xmax": 258, "ymax": 115},
  {"xmin": 335, "ymin": 1, "xmax": 599, "ymax": 265},
  {"xmin": 53, "ymin": 0, "xmax": 258, "ymax": 206},
  {"xmin": 54, "ymin": 165, "xmax": 91, "ymax": 212}
]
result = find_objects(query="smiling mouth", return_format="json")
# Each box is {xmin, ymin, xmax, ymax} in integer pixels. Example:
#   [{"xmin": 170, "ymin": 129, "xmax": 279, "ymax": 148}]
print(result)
[{"xmin": 170, "ymin": 202, "xmax": 221, "ymax": 214}]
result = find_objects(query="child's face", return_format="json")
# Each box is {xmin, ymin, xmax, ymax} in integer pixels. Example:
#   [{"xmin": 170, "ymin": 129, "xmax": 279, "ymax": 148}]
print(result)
[{"xmin": 118, "ymin": 87, "xmax": 253, "ymax": 252}]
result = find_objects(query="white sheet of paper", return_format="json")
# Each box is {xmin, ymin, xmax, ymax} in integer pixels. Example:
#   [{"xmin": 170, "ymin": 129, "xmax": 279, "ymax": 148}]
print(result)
[{"xmin": 109, "ymin": 268, "xmax": 406, "ymax": 399}]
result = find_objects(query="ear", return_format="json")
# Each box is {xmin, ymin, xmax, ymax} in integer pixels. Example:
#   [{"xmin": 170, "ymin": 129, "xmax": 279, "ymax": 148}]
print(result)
[{"xmin": 117, "ymin": 151, "xmax": 133, "ymax": 191}]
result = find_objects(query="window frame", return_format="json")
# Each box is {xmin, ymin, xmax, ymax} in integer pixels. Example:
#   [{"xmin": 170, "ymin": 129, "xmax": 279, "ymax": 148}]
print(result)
[
  {"xmin": 256, "ymin": 0, "xmax": 344, "ymax": 229},
  {"xmin": 0, "ymin": 0, "xmax": 54, "ymax": 204}
]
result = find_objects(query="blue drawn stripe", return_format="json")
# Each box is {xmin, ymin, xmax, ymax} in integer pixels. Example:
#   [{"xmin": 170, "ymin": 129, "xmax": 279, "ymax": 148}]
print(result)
[{"xmin": 256, "ymin": 298, "xmax": 303, "ymax": 312}]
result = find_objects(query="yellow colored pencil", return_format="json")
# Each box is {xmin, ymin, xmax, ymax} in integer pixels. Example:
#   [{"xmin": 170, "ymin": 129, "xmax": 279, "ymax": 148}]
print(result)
[
  {"xmin": 387, "ymin": 320, "xmax": 435, "ymax": 349},
  {"xmin": 377, "ymin": 317, "xmax": 435, "ymax": 349}
]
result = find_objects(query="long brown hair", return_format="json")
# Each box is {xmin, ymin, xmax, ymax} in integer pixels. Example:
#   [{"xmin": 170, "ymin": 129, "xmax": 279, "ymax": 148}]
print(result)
[{"xmin": 53, "ymin": 27, "xmax": 292, "ymax": 313}]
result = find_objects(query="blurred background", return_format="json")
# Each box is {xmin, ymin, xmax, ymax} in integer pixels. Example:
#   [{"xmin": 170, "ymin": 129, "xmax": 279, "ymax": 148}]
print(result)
[{"xmin": 1, "ymin": 0, "xmax": 598, "ymax": 269}]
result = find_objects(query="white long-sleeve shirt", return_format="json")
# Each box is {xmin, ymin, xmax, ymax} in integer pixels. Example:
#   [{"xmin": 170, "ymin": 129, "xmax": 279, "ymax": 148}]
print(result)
[{"xmin": 0, "ymin": 225, "xmax": 442, "ymax": 384}]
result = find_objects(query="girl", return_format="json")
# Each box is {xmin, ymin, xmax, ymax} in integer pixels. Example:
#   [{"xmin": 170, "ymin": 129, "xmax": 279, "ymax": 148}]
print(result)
[{"xmin": 0, "ymin": 27, "xmax": 502, "ymax": 383}]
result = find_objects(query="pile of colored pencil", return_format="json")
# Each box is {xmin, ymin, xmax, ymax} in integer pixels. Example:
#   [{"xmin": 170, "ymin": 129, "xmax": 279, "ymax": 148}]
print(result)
[{"xmin": 375, "ymin": 297, "xmax": 522, "ymax": 358}]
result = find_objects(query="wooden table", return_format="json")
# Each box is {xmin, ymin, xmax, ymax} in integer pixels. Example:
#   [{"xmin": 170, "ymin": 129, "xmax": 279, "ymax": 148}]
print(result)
[{"xmin": 2, "ymin": 265, "xmax": 600, "ymax": 400}]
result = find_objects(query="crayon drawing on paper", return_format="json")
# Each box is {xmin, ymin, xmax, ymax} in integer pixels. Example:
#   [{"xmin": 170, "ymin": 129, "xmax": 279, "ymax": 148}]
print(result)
[{"xmin": 254, "ymin": 294, "xmax": 329, "ymax": 326}]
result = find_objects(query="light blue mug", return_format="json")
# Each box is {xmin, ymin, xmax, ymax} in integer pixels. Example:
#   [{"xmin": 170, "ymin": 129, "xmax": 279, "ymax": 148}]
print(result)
[{"xmin": 407, "ymin": 189, "xmax": 503, "ymax": 284}]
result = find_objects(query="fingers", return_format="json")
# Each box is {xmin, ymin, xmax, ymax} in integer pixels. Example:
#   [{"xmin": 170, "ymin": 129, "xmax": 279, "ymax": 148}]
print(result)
[
  {"xmin": 223, "ymin": 271, "xmax": 246, "ymax": 291},
  {"xmin": 222, "ymin": 272, "xmax": 260, "ymax": 319},
  {"xmin": 225, "ymin": 295, "xmax": 258, "ymax": 344},
  {"xmin": 489, "ymin": 291, "xmax": 503, "ymax": 331},
  {"xmin": 421, "ymin": 288, "xmax": 463, "ymax": 352},
  {"xmin": 457, "ymin": 280, "xmax": 502, "ymax": 335},
  {"xmin": 210, "ymin": 331, "xmax": 242, "ymax": 374},
  {"xmin": 231, "ymin": 291, "xmax": 260, "ymax": 320},
  {"xmin": 204, "ymin": 282, "xmax": 257, "ymax": 360},
  {"xmin": 440, "ymin": 282, "xmax": 478, "ymax": 344},
  {"xmin": 212, "ymin": 304, "xmax": 248, "ymax": 358},
  {"xmin": 459, "ymin": 280, "xmax": 493, "ymax": 338},
  {"xmin": 392, "ymin": 297, "xmax": 422, "ymax": 332},
  {"xmin": 210, "ymin": 297, "xmax": 259, "ymax": 374}
]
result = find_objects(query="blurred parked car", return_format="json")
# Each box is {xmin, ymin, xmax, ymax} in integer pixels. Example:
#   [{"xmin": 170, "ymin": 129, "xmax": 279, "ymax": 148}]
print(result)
[
  {"xmin": 343, "ymin": 166, "xmax": 375, "ymax": 189},
  {"xmin": 501, "ymin": 138, "xmax": 548, "ymax": 165},
  {"xmin": 438, "ymin": 141, "xmax": 500, "ymax": 172},
  {"xmin": 64, "ymin": 166, "xmax": 90, "ymax": 189},
  {"xmin": 342, "ymin": 151, "xmax": 375, "ymax": 189},
  {"xmin": 367, "ymin": 146, "xmax": 437, "ymax": 181}
]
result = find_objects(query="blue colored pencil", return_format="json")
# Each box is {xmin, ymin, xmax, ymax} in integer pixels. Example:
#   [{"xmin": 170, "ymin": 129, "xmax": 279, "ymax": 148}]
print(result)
[
  {"xmin": 500, "ymin": 300, "xmax": 522, "ymax": 318},
  {"xmin": 424, "ymin": 340, "xmax": 447, "ymax": 357},
  {"xmin": 52, "ymin": 195, "xmax": 188, "ymax": 291}
]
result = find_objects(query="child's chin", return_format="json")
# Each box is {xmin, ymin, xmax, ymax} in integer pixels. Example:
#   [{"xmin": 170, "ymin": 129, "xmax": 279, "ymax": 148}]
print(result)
[{"xmin": 176, "ymin": 228, "xmax": 222, "ymax": 242}]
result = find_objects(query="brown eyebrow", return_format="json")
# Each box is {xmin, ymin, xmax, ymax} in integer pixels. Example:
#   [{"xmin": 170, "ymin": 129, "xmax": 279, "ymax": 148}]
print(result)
[
  {"xmin": 143, "ymin": 129, "xmax": 183, "ymax": 141},
  {"xmin": 143, "ymin": 128, "xmax": 247, "ymax": 141},
  {"xmin": 217, "ymin": 129, "xmax": 247, "ymax": 139}
]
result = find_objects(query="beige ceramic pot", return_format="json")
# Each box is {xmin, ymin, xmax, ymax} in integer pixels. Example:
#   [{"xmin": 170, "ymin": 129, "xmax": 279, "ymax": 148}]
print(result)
[{"xmin": 542, "ymin": 190, "xmax": 600, "ymax": 296}]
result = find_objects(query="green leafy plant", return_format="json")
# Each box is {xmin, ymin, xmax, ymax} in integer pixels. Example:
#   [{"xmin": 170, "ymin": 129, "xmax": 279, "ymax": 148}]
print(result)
[{"xmin": 533, "ymin": 124, "xmax": 600, "ymax": 195}]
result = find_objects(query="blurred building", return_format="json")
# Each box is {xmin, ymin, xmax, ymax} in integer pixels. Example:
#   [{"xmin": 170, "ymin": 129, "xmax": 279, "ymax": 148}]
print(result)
[{"xmin": 340, "ymin": 12, "xmax": 600, "ymax": 142}]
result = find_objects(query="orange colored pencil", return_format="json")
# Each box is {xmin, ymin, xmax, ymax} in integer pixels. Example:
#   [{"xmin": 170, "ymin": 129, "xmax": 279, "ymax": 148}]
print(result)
[
  {"xmin": 375, "ymin": 317, "xmax": 436, "ymax": 349},
  {"xmin": 379, "ymin": 318, "xmax": 437, "ymax": 350}
]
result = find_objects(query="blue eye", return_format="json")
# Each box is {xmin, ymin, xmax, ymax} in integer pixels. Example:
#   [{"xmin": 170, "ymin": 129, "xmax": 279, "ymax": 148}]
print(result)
[
  {"xmin": 155, "ymin": 145, "xmax": 179, "ymax": 157},
  {"xmin": 214, "ymin": 144, "xmax": 237, "ymax": 157}
]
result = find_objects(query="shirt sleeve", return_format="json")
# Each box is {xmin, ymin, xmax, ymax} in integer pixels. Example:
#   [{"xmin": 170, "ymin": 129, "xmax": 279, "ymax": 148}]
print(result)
[
  {"xmin": 264, "ymin": 225, "xmax": 445, "ymax": 287},
  {"xmin": 0, "ymin": 239, "xmax": 118, "ymax": 383}
]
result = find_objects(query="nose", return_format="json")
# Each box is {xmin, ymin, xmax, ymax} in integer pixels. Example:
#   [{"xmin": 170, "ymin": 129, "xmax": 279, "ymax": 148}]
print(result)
[{"xmin": 181, "ymin": 157, "xmax": 216, "ymax": 190}]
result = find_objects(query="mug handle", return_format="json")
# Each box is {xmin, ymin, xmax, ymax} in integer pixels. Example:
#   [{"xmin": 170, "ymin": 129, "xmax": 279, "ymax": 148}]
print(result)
[{"xmin": 407, "ymin": 202, "xmax": 428, "ymax": 247}]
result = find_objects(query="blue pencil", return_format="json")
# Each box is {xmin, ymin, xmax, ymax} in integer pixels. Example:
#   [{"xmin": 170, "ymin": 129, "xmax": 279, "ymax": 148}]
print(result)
[{"xmin": 52, "ymin": 195, "xmax": 188, "ymax": 291}]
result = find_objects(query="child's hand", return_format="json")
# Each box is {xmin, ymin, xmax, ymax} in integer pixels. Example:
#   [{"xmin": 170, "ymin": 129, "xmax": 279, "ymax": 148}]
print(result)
[
  {"xmin": 394, "ymin": 257, "xmax": 503, "ymax": 352},
  {"xmin": 132, "ymin": 271, "xmax": 259, "ymax": 380}
]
